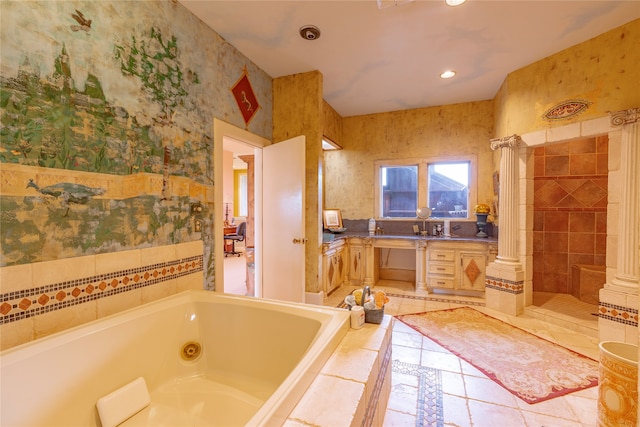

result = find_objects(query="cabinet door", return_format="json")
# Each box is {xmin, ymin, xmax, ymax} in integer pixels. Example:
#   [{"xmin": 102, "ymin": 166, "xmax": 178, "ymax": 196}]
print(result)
[
  {"xmin": 349, "ymin": 244, "xmax": 363, "ymax": 284},
  {"xmin": 459, "ymin": 252, "xmax": 486, "ymax": 291}
]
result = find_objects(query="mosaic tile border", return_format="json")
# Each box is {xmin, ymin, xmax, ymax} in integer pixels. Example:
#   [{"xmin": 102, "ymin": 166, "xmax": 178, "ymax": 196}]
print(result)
[
  {"xmin": 385, "ymin": 293, "xmax": 486, "ymax": 307},
  {"xmin": 363, "ymin": 336, "xmax": 392, "ymax": 426},
  {"xmin": 598, "ymin": 301, "xmax": 639, "ymax": 328},
  {"xmin": 0, "ymin": 255, "xmax": 203, "ymax": 325},
  {"xmin": 392, "ymin": 360, "xmax": 444, "ymax": 427},
  {"xmin": 485, "ymin": 276, "xmax": 524, "ymax": 294},
  {"xmin": 337, "ymin": 293, "xmax": 485, "ymax": 309}
]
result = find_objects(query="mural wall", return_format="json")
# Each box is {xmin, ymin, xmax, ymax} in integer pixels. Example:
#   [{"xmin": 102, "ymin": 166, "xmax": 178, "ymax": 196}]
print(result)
[{"xmin": 0, "ymin": 1, "xmax": 273, "ymax": 291}]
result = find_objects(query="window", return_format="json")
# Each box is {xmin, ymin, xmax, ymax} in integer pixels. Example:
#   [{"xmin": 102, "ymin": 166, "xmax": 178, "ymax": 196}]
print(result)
[
  {"xmin": 380, "ymin": 165, "xmax": 418, "ymax": 217},
  {"xmin": 375, "ymin": 157, "xmax": 475, "ymax": 219},
  {"xmin": 427, "ymin": 162, "xmax": 469, "ymax": 218}
]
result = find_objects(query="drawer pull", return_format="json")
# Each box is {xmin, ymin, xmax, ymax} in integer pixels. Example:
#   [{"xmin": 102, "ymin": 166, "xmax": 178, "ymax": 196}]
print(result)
[
  {"xmin": 436, "ymin": 281, "xmax": 446, "ymax": 285},
  {"xmin": 437, "ymin": 254, "xmax": 445, "ymax": 258},
  {"xmin": 437, "ymin": 267, "xmax": 445, "ymax": 271}
]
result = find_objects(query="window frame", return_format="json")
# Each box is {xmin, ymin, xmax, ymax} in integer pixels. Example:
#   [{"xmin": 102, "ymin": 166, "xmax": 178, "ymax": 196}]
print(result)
[{"xmin": 374, "ymin": 155, "xmax": 477, "ymax": 220}]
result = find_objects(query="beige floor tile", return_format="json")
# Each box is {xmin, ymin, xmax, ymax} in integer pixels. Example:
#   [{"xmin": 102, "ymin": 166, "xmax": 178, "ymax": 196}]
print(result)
[
  {"xmin": 387, "ymin": 383, "xmax": 419, "ymax": 415},
  {"xmin": 326, "ymin": 284, "xmax": 600, "ymax": 426},
  {"xmin": 382, "ymin": 408, "xmax": 417, "ymax": 426},
  {"xmin": 467, "ymin": 399, "xmax": 526, "ymax": 427},
  {"xmin": 440, "ymin": 394, "xmax": 471, "ymax": 427}
]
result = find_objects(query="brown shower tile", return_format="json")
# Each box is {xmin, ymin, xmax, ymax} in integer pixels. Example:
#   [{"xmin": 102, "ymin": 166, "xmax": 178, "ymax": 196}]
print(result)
[
  {"xmin": 545, "ymin": 211, "xmax": 569, "ymax": 231},
  {"xmin": 533, "ymin": 232, "xmax": 544, "ymax": 252},
  {"xmin": 534, "ymin": 157, "xmax": 545, "ymax": 177},
  {"xmin": 544, "ymin": 232, "xmax": 568, "ymax": 253},
  {"xmin": 533, "ymin": 251, "xmax": 545, "ymax": 273},
  {"xmin": 569, "ymin": 233, "xmax": 595, "ymax": 254},
  {"xmin": 545, "ymin": 142, "xmax": 569, "ymax": 155},
  {"xmin": 536, "ymin": 181, "xmax": 569, "ymax": 206},
  {"xmin": 595, "ymin": 235, "xmax": 607, "ymax": 254},
  {"xmin": 534, "ymin": 146, "xmax": 545, "ymax": 156},
  {"xmin": 568, "ymin": 253, "xmax": 595, "ymax": 267},
  {"xmin": 544, "ymin": 272, "xmax": 569, "ymax": 293},
  {"xmin": 569, "ymin": 212, "xmax": 595, "ymax": 232},
  {"xmin": 533, "ymin": 211, "xmax": 545, "ymax": 231},
  {"xmin": 544, "ymin": 252, "xmax": 569, "ymax": 274},
  {"xmin": 556, "ymin": 194, "xmax": 580, "ymax": 208},
  {"xmin": 596, "ymin": 153, "xmax": 608, "ymax": 174},
  {"xmin": 595, "ymin": 212, "xmax": 607, "ymax": 233},
  {"xmin": 569, "ymin": 138, "xmax": 596, "ymax": 154},
  {"xmin": 572, "ymin": 181, "xmax": 607, "ymax": 207},
  {"xmin": 545, "ymin": 155, "xmax": 570, "ymax": 176},
  {"xmin": 532, "ymin": 272, "xmax": 546, "ymax": 292},
  {"xmin": 556, "ymin": 178, "xmax": 584, "ymax": 194},
  {"xmin": 594, "ymin": 255, "xmax": 606, "ymax": 265},
  {"xmin": 570, "ymin": 153, "xmax": 597, "ymax": 175},
  {"xmin": 596, "ymin": 136, "xmax": 609, "ymax": 153}
]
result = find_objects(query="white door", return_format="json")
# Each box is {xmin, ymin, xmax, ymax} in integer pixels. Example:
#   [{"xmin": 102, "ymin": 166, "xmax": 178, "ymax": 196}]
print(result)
[{"xmin": 262, "ymin": 136, "xmax": 306, "ymax": 302}]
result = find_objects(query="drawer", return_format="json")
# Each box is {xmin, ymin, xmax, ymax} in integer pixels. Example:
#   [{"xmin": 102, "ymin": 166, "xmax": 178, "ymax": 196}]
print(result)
[
  {"xmin": 428, "ymin": 275, "xmax": 454, "ymax": 289},
  {"xmin": 428, "ymin": 263, "xmax": 455, "ymax": 275},
  {"xmin": 429, "ymin": 250, "xmax": 455, "ymax": 262}
]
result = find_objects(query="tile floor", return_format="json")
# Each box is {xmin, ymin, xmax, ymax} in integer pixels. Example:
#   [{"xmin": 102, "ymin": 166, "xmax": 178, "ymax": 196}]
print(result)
[
  {"xmin": 222, "ymin": 261, "xmax": 601, "ymax": 427},
  {"xmin": 325, "ymin": 281, "xmax": 600, "ymax": 427}
]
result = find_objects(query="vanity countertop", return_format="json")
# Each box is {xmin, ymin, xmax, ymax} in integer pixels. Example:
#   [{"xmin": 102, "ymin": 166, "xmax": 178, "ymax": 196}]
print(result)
[{"xmin": 323, "ymin": 231, "xmax": 497, "ymax": 244}]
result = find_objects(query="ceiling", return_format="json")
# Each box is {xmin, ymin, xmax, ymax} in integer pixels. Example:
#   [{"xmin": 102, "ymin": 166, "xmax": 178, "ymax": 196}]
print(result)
[{"xmin": 180, "ymin": 0, "xmax": 639, "ymax": 118}]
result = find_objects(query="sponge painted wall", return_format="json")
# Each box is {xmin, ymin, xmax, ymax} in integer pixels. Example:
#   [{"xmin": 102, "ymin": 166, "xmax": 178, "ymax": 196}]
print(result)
[{"xmin": 494, "ymin": 19, "xmax": 640, "ymax": 137}]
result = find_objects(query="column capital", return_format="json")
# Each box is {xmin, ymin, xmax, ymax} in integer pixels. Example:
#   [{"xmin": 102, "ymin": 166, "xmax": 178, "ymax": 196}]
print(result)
[
  {"xmin": 610, "ymin": 107, "xmax": 640, "ymax": 126},
  {"xmin": 490, "ymin": 134, "xmax": 522, "ymax": 151}
]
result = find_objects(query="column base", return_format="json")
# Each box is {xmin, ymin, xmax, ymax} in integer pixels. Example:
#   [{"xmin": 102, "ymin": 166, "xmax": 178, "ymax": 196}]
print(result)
[
  {"xmin": 598, "ymin": 285, "xmax": 639, "ymax": 345},
  {"xmin": 485, "ymin": 261, "xmax": 525, "ymax": 316}
]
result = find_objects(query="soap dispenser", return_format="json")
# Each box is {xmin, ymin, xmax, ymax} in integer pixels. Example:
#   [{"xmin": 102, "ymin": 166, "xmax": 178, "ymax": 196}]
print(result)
[{"xmin": 368, "ymin": 218, "xmax": 376, "ymax": 236}]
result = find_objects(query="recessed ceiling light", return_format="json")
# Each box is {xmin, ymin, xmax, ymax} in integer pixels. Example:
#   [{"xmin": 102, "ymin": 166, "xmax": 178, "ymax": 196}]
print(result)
[
  {"xmin": 445, "ymin": 0, "xmax": 467, "ymax": 6},
  {"xmin": 440, "ymin": 70, "xmax": 456, "ymax": 79}
]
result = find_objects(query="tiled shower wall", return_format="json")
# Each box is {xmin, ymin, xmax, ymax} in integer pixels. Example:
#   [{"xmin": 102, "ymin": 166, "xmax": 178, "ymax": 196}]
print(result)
[
  {"xmin": 0, "ymin": 241, "xmax": 203, "ymax": 350},
  {"xmin": 532, "ymin": 136, "xmax": 608, "ymax": 294}
]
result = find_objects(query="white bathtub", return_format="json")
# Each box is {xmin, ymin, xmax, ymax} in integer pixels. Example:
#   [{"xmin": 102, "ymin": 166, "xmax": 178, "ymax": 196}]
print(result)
[{"xmin": 0, "ymin": 290, "xmax": 350, "ymax": 426}]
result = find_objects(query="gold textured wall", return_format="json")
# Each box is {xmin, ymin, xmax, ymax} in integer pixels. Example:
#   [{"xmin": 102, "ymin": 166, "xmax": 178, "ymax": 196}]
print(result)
[
  {"xmin": 273, "ymin": 71, "xmax": 324, "ymax": 292},
  {"xmin": 324, "ymin": 101, "xmax": 495, "ymax": 220},
  {"xmin": 494, "ymin": 19, "xmax": 640, "ymax": 137}
]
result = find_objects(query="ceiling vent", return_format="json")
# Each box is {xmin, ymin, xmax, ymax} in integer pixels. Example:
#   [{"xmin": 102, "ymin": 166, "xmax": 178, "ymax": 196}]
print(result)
[{"xmin": 299, "ymin": 25, "xmax": 321, "ymax": 41}]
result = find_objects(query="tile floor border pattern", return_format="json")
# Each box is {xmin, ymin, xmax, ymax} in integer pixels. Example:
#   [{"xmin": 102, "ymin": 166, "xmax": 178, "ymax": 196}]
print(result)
[
  {"xmin": 0, "ymin": 255, "xmax": 203, "ymax": 325},
  {"xmin": 336, "ymin": 293, "xmax": 485, "ymax": 310},
  {"xmin": 363, "ymin": 337, "xmax": 393, "ymax": 426},
  {"xmin": 385, "ymin": 293, "xmax": 485, "ymax": 307},
  {"xmin": 598, "ymin": 301, "xmax": 639, "ymax": 327},
  {"xmin": 391, "ymin": 360, "xmax": 444, "ymax": 427}
]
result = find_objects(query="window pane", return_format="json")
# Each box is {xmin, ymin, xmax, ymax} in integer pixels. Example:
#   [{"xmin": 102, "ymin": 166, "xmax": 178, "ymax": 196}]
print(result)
[
  {"xmin": 428, "ymin": 162, "xmax": 469, "ymax": 218},
  {"xmin": 381, "ymin": 165, "xmax": 418, "ymax": 217}
]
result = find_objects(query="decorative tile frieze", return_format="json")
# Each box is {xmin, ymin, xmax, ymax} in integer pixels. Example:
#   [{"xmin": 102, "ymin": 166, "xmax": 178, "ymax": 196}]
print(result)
[
  {"xmin": 0, "ymin": 255, "xmax": 203, "ymax": 325},
  {"xmin": 485, "ymin": 276, "xmax": 524, "ymax": 294},
  {"xmin": 598, "ymin": 301, "xmax": 639, "ymax": 328}
]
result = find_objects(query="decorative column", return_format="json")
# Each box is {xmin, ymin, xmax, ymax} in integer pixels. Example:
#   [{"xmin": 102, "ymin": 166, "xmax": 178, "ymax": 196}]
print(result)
[
  {"xmin": 610, "ymin": 109, "xmax": 639, "ymax": 292},
  {"xmin": 416, "ymin": 240, "xmax": 427, "ymax": 291},
  {"xmin": 485, "ymin": 134, "xmax": 525, "ymax": 316},
  {"xmin": 599, "ymin": 108, "xmax": 640, "ymax": 344}
]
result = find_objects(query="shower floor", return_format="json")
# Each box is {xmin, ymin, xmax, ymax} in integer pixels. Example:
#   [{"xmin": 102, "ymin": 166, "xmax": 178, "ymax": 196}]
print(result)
[{"xmin": 525, "ymin": 291, "xmax": 599, "ymax": 338}]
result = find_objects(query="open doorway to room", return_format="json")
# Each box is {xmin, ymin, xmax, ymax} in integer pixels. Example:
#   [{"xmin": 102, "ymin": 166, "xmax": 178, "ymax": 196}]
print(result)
[
  {"xmin": 222, "ymin": 138, "xmax": 254, "ymax": 296},
  {"xmin": 213, "ymin": 118, "xmax": 268, "ymax": 297}
]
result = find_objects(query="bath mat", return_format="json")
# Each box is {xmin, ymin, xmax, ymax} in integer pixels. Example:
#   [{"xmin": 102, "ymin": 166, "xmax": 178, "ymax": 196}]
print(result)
[{"xmin": 396, "ymin": 307, "xmax": 599, "ymax": 404}]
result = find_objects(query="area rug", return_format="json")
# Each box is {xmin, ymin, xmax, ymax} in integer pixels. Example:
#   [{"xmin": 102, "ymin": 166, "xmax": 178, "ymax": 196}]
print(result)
[{"xmin": 396, "ymin": 307, "xmax": 599, "ymax": 404}]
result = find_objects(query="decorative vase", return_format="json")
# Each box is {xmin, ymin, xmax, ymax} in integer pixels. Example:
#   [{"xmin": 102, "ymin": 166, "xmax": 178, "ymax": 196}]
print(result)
[{"xmin": 475, "ymin": 213, "xmax": 489, "ymax": 238}]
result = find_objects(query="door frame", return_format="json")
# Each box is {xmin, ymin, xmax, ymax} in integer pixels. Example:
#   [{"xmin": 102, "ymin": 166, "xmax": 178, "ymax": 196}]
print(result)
[{"xmin": 213, "ymin": 118, "xmax": 269, "ymax": 295}]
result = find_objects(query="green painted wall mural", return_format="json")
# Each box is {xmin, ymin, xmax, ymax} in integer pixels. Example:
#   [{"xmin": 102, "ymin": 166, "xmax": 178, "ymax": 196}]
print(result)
[{"xmin": 0, "ymin": 1, "xmax": 274, "ymax": 292}]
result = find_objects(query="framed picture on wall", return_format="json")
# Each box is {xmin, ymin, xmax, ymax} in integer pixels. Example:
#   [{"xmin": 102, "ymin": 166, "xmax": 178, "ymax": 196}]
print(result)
[{"xmin": 323, "ymin": 209, "xmax": 343, "ymax": 230}]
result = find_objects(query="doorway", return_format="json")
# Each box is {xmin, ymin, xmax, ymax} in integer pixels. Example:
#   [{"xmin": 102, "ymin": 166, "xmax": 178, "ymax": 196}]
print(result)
[{"xmin": 213, "ymin": 119, "xmax": 268, "ymax": 297}]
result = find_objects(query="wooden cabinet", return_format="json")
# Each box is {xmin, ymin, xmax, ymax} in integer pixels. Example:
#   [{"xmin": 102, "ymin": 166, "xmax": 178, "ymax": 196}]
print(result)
[
  {"xmin": 426, "ymin": 241, "xmax": 492, "ymax": 294},
  {"xmin": 348, "ymin": 238, "xmax": 364, "ymax": 285},
  {"xmin": 321, "ymin": 239, "xmax": 347, "ymax": 295}
]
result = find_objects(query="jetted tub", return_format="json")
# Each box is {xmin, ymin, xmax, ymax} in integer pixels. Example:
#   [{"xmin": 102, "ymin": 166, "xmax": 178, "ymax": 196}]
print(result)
[{"xmin": 0, "ymin": 290, "xmax": 350, "ymax": 426}]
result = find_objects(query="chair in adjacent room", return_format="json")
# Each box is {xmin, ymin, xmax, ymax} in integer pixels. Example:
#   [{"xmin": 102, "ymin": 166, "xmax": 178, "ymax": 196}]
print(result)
[{"xmin": 224, "ymin": 221, "xmax": 246, "ymax": 257}]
